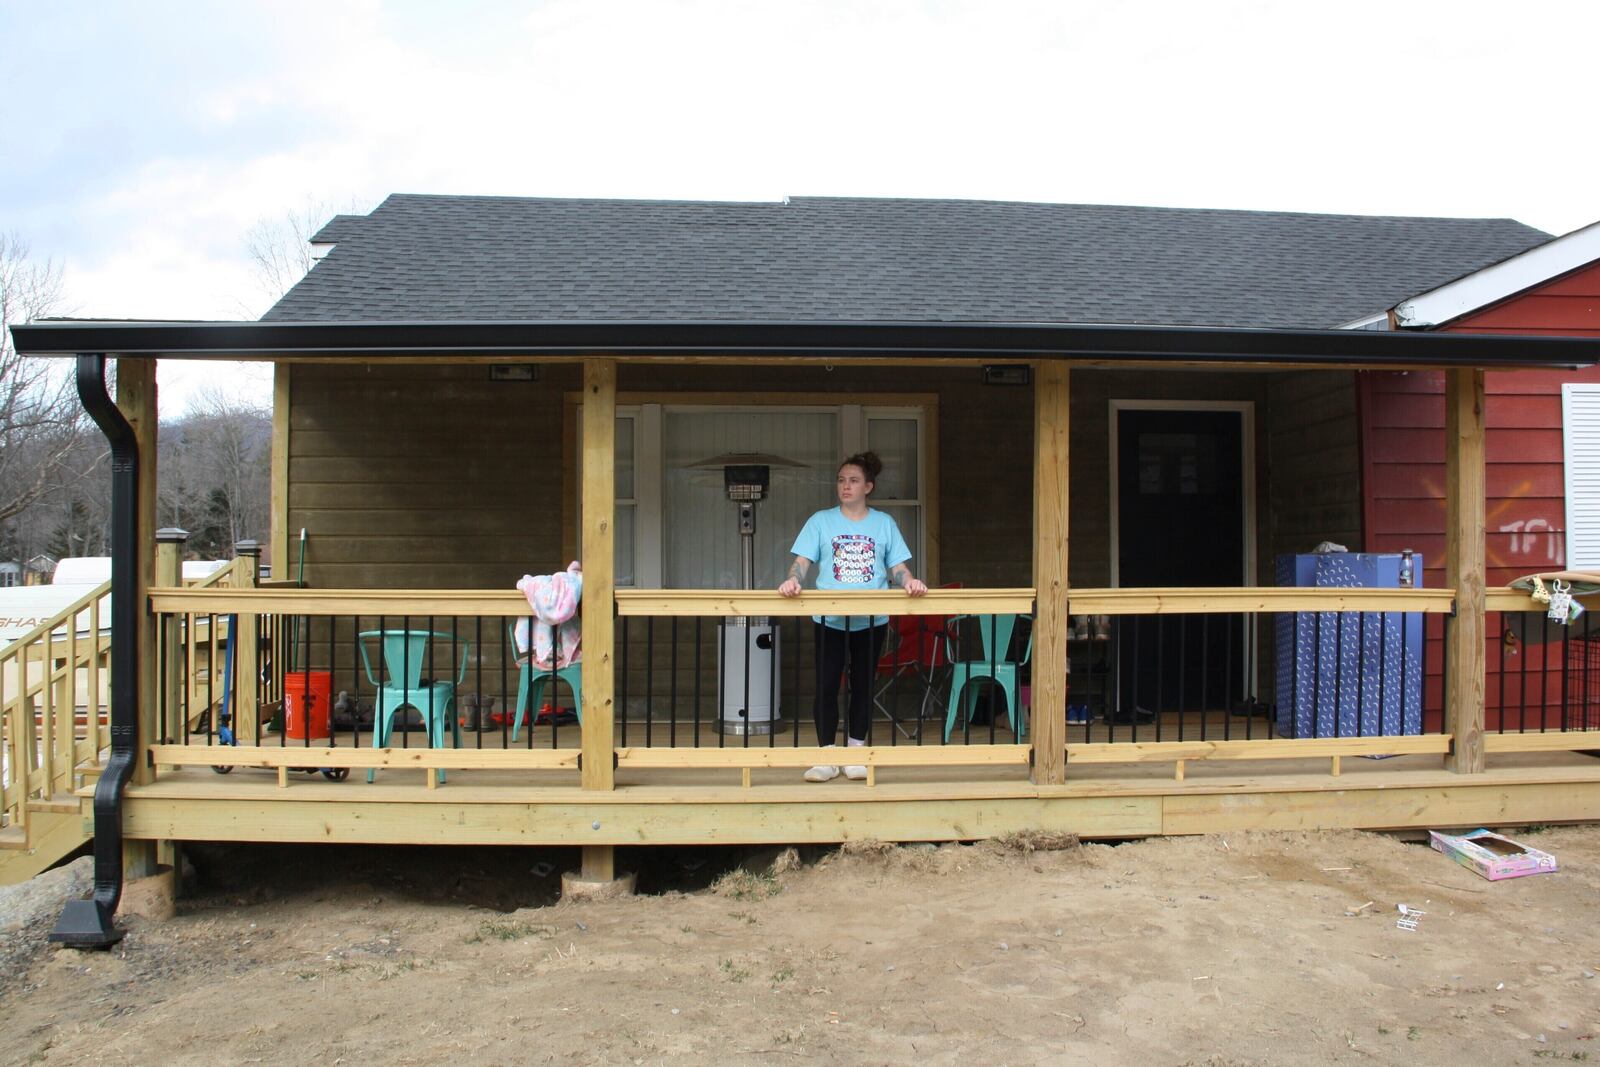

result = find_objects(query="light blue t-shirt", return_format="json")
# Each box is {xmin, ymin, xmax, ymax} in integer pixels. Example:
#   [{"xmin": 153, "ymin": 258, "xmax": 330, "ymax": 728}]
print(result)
[{"xmin": 790, "ymin": 506, "xmax": 912, "ymax": 630}]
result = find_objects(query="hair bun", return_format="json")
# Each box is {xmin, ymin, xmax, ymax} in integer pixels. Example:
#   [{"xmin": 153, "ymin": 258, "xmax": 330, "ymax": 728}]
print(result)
[{"xmin": 841, "ymin": 451, "xmax": 883, "ymax": 482}]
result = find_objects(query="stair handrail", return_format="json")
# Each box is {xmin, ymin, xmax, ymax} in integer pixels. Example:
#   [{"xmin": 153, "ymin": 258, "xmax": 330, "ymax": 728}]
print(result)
[{"xmin": 0, "ymin": 582, "xmax": 112, "ymax": 832}]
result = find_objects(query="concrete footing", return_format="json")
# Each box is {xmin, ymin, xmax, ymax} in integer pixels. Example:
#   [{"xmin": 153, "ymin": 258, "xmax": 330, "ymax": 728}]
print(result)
[{"xmin": 560, "ymin": 870, "xmax": 637, "ymax": 901}]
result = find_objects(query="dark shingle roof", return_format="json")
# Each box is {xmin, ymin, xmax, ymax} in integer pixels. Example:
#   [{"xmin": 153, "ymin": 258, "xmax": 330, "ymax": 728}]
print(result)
[{"xmin": 265, "ymin": 195, "xmax": 1550, "ymax": 329}]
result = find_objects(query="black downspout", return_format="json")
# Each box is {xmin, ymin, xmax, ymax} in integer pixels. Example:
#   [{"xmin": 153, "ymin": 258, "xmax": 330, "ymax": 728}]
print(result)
[{"xmin": 50, "ymin": 355, "xmax": 138, "ymax": 949}]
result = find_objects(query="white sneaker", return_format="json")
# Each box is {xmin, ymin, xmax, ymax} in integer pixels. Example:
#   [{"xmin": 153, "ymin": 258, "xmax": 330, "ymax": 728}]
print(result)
[
  {"xmin": 843, "ymin": 764, "xmax": 868, "ymax": 781},
  {"xmin": 803, "ymin": 764, "xmax": 840, "ymax": 782}
]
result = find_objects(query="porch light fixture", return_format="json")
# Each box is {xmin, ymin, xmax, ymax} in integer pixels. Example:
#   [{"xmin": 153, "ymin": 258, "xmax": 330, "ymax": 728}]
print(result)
[
  {"xmin": 688, "ymin": 451, "xmax": 807, "ymax": 735},
  {"xmin": 983, "ymin": 364, "xmax": 1032, "ymax": 386}
]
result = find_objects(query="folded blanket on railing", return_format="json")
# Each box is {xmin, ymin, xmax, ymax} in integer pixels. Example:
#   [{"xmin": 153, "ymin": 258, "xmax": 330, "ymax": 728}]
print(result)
[{"xmin": 515, "ymin": 561, "xmax": 584, "ymax": 669}]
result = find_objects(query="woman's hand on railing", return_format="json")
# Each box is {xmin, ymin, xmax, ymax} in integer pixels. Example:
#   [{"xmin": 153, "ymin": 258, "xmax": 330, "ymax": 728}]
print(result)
[{"xmin": 777, "ymin": 578, "xmax": 802, "ymax": 598}]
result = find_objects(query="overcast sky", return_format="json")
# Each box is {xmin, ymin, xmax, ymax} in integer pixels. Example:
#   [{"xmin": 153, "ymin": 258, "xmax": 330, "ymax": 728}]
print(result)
[{"xmin": 6, "ymin": 0, "xmax": 1599, "ymax": 410}]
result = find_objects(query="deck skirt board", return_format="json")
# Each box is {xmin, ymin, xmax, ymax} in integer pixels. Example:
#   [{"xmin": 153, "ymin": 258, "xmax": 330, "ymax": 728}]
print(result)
[{"xmin": 114, "ymin": 751, "xmax": 1600, "ymax": 844}]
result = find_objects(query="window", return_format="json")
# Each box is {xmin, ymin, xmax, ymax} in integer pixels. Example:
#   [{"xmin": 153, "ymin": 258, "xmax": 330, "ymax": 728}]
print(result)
[
  {"xmin": 1564, "ymin": 384, "xmax": 1600, "ymax": 568},
  {"xmin": 575, "ymin": 400, "xmax": 930, "ymax": 588}
]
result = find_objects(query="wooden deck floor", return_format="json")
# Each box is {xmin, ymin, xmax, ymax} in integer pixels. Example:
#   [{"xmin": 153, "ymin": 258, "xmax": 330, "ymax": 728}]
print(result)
[{"xmin": 116, "ymin": 710, "xmax": 1600, "ymax": 848}]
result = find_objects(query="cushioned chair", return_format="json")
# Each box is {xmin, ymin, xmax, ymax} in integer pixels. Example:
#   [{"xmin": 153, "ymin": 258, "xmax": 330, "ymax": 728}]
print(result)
[
  {"xmin": 358, "ymin": 629, "xmax": 468, "ymax": 783},
  {"xmin": 510, "ymin": 621, "xmax": 583, "ymax": 741},
  {"xmin": 942, "ymin": 614, "xmax": 1032, "ymax": 741}
]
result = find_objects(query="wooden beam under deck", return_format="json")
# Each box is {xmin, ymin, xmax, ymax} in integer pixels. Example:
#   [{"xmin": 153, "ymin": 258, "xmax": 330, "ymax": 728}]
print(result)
[{"xmin": 103, "ymin": 751, "xmax": 1600, "ymax": 846}]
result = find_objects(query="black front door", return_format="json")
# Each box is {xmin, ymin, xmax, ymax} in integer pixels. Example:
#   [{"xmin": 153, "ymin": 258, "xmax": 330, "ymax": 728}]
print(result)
[{"xmin": 1116, "ymin": 408, "xmax": 1245, "ymax": 715}]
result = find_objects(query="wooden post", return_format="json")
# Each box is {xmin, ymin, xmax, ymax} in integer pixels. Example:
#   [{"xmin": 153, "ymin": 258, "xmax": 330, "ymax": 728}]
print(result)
[
  {"xmin": 270, "ymin": 365, "xmax": 291, "ymax": 580},
  {"xmin": 155, "ymin": 529, "xmax": 186, "ymax": 754},
  {"xmin": 1032, "ymin": 362, "xmax": 1069, "ymax": 785},
  {"xmin": 233, "ymin": 541, "xmax": 261, "ymax": 744},
  {"xmin": 580, "ymin": 359, "xmax": 616, "ymax": 794},
  {"xmin": 581, "ymin": 845, "xmax": 615, "ymax": 882},
  {"xmin": 1444, "ymin": 367, "xmax": 1487, "ymax": 774},
  {"xmin": 118, "ymin": 357, "xmax": 161, "ymax": 878}
]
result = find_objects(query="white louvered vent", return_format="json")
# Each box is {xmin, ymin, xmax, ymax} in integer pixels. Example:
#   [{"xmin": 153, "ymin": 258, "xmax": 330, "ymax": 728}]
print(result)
[{"xmin": 1564, "ymin": 384, "xmax": 1600, "ymax": 568}]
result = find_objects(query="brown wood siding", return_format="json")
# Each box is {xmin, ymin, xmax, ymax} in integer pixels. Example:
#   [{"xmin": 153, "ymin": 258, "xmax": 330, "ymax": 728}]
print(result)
[
  {"xmin": 1264, "ymin": 371, "xmax": 1362, "ymax": 562},
  {"xmin": 287, "ymin": 363, "xmax": 576, "ymax": 590}
]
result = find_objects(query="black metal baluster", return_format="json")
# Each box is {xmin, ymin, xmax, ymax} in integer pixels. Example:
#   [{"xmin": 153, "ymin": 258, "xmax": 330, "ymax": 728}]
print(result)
[
  {"xmin": 646, "ymin": 616, "xmax": 656, "ymax": 747},
  {"xmin": 693, "ymin": 616, "xmax": 703, "ymax": 748},
  {"xmin": 716, "ymin": 618, "xmax": 726, "ymax": 749},
  {"xmin": 619, "ymin": 614, "xmax": 630, "ymax": 748},
  {"xmin": 669, "ymin": 617, "xmax": 679, "ymax": 750}
]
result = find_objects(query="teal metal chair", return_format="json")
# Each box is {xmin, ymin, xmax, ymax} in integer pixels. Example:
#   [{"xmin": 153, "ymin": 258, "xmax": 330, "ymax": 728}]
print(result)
[
  {"xmin": 942, "ymin": 614, "xmax": 1032, "ymax": 741},
  {"xmin": 510, "ymin": 622, "xmax": 582, "ymax": 740},
  {"xmin": 358, "ymin": 629, "xmax": 469, "ymax": 783}
]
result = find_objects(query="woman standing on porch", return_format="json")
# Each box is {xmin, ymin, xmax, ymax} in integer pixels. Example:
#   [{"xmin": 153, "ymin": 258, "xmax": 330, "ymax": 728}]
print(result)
[{"xmin": 778, "ymin": 451, "xmax": 927, "ymax": 781}]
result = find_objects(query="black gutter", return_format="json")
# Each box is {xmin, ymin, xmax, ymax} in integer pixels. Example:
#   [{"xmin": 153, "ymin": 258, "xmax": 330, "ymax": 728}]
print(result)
[
  {"xmin": 49, "ymin": 356, "xmax": 137, "ymax": 950},
  {"xmin": 10, "ymin": 319, "xmax": 1600, "ymax": 368}
]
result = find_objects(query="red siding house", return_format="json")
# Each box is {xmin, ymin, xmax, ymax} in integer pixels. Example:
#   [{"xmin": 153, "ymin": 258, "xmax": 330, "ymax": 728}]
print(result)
[{"xmin": 1359, "ymin": 223, "xmax": 1600, "ymax": 728}]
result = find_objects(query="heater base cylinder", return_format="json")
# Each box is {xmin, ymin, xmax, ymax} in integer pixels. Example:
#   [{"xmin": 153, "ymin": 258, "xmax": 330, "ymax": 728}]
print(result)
[{"xmin": 718, "ymin": 619, "xmax": 783, "ymax": 735}]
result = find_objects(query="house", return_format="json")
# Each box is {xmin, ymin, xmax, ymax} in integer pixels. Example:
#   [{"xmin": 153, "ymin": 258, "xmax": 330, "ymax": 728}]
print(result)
[
  {"xmin": 1354, "ymin": 221, "xmax": 1600, "ymax": 729},
  {"xmin": 11, "ymin": 195, "xmax": 1600, "ymax": 946}
]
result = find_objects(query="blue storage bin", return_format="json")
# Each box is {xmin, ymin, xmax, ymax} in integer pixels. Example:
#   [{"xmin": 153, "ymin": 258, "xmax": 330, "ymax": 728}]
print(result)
[{"xmin": 1273, "ymin": 552, "xmax": 1425, "ymax": 738}]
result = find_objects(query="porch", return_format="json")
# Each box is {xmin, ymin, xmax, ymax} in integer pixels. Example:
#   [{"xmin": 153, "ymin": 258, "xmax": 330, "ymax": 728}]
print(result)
[{"xmin": 8, "ymin": 319, "xmax": 1600, "ymax": 922}]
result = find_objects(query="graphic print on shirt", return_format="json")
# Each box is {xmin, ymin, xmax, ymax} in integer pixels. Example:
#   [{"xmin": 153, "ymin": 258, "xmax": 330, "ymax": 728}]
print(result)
[{"xmin": 831, "ymin": 533, "xmax": 877, "ymax": 585}]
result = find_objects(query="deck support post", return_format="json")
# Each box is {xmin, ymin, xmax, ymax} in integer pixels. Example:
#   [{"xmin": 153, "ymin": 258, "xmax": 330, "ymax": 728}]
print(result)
[
  {"xmin": 270, "ymin": 365, "xmax": 290, "ymax": 581},
  {"xmin": 571, "ymin": 357, "xmax": 629, "ymax": 897},
  {"xmin": 1032, "ymin": 363, "xmax": 1069, "ymax": 784},
  {"xmin": 1444, "ymin": 367, "xmax": 1487, "ymax": 774},
  {"xmin": 121, "ymin": 359, "xmax": 161, "ymax": 877}
]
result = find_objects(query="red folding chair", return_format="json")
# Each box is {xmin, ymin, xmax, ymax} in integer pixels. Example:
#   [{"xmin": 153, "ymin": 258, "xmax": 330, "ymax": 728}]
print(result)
[{"xmin": 873, "ymin": 582, "xmax": 961, "ymax": 737}]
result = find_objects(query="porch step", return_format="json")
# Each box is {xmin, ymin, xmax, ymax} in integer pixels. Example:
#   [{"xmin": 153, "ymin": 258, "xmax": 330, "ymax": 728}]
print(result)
[
  {"xmin": 0, "ymin": 809, "xmax": 92, "ymax": 884},
  {"xmin": 28, "ymin": 793, "xmax": 82, "ymax": 815}
]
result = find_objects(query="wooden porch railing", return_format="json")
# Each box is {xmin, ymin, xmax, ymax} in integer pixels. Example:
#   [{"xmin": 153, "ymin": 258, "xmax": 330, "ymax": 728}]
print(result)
[
  {"xmin": 0, "ymin": 581, "xmax": 111, "ymax": 831},
  {"xmin": 135, "ymin": 584, "xmax": 1600, "ymax": 789}
]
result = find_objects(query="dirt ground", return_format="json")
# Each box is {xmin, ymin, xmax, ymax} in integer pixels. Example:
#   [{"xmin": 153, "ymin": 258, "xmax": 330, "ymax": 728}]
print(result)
[{"xmin": 3, "ymin": 825, "xmax": 1599, "ymax": 1066}]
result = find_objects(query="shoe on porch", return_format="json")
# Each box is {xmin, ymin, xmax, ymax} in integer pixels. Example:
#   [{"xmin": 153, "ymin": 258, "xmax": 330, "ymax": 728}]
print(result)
[
  {"xmin": 843, "ymin": 764, "xmax": 868, "ymax": 781},
  {"xmin": 804, "ymin": 764, "xmax": 840, "ymax": 782}
]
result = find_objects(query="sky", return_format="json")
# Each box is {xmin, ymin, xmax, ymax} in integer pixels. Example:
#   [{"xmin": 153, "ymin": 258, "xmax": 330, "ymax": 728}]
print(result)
[{"xmin": 5, "ymin": 0, "xmax": 1600, "ymax": 411}]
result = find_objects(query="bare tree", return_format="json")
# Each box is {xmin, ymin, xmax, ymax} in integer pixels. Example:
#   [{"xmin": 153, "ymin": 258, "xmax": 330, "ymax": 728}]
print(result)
[
  {"xmin": 242, "ymin": 195, "xmax": 371, "ymax": 312},
  {"xmin": 0, "ymin": 232, "xmax": 84, "ymax": 526},
  {"xmin": 155, "ymin": 384, "xmax": 271, "ymax": 556}
]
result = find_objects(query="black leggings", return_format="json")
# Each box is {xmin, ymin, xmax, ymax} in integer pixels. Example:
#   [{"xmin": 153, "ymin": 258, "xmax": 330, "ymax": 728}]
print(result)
[{"xmin": 813, "ymin": 621, "xmax": 887, "ymax": 746}]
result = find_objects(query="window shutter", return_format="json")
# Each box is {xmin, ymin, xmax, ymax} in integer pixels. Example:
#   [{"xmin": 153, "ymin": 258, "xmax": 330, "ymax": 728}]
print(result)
[{"xmin": 1564, "ymin": 384, "xmax": 1600, "ymax": 568}]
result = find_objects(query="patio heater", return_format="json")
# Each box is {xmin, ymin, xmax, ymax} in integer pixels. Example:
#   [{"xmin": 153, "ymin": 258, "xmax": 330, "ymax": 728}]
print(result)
[{"xmin": 690, "ymin": 452, "xmax": 804, "ymax": 735}]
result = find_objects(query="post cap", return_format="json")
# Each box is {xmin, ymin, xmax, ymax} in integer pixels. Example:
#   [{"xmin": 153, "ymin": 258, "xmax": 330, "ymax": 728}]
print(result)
[
  {"xmin": 234, "ymin": 539, "xmax": 262, "ymax": 557},
  {"xmin": 155, "ymin": 527, "xmax": 189, "ymax": 543}
]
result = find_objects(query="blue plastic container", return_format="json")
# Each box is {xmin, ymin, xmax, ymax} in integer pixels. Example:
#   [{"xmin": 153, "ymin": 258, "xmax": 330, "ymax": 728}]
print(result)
[{"xmin": 1273, "ymin": 552, "xmax": 1425, "ymax": 738}]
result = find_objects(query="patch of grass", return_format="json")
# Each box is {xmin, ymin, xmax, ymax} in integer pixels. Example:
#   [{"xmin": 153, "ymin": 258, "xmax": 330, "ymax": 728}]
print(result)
[
  {"xmin": 713, "ymin": 869, "xmax": 782, "ymax": 901},
  {"xmin": 1522, "ymin": 823, "xmax": 1556, "ymax": 835},
  {"xmin": 1407, "ymin": 1027, "xmax": 1421, "ymax": 1041},
  {"xmin": 719, "ymin": 958, "xmax": 751, "ymax": 983},
  {"xmin": 730, "ymin": 910, "xmax": 758, "ymax": 925},
  {"xmin": 771, "ymin": 964, "xmax": 795, "ymax": 985},
  {"xmin": 1533, "ymin": 1051, "xmax": 1589, "ymax": 1061},
  {"xmin": 1377, "ymin": 1026, "xmax": 1390, "ymax": 1036},
  {"xmin": 467, "ymin": 919, "xmax": 555, "ymax": 944},
  {"xmin": 680, "ymin": 925, "xmax": 694, "ymax": 934}
]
